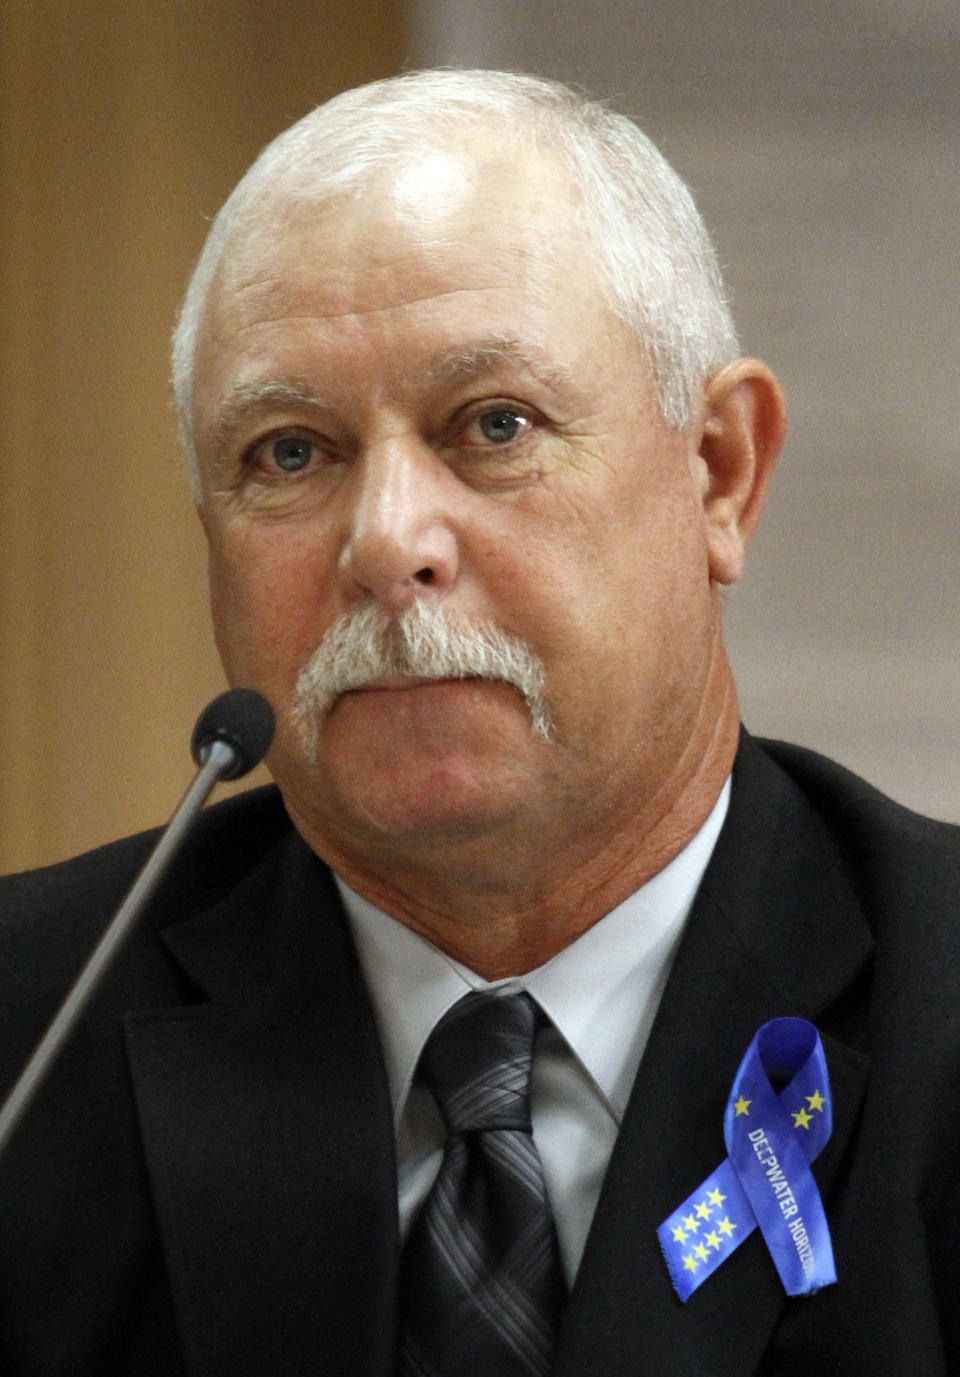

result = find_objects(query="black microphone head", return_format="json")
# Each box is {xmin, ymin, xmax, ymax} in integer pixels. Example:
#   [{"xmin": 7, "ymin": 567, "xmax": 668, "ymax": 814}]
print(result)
[{"xmin": 190, "ymin": 688, "xmax": 276, "ymax": 780}]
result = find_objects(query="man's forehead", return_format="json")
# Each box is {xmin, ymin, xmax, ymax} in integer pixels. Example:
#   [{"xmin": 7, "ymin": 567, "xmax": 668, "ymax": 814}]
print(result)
[
  {"xmin": 192, "ymin": 141, "xmax": 636, "ymax": 439},
  {"xmin": 221, "ymin": 134, "xmax": 583, "ymax": 279}
]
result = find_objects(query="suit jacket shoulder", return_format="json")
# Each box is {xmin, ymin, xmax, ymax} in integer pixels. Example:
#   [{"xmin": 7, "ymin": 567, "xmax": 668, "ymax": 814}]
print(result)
[{"xmin": 0, "ymin": 786, "xmax": 399, "ymax": 1377}]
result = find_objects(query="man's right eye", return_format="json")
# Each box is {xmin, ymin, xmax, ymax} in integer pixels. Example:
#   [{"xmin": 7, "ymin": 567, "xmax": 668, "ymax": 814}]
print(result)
[{"xmin": 242, "ymin": 432, "xmax": 323, "ymax": 476}]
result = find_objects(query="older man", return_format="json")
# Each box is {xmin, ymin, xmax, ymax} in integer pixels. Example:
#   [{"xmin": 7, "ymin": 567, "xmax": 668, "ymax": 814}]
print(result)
[{"xmin": 1, "ymin": 70, "xmax": 958, "ymax": 1377}]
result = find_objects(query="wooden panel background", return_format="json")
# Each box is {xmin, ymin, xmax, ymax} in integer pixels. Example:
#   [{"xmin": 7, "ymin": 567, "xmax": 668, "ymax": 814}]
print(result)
[{"xmin": 0, "ymin": 0, "xmax": 405, "ymax": 872}]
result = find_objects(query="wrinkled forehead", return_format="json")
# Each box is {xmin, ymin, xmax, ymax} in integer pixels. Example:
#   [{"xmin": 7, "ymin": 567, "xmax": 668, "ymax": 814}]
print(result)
[
  {"xmin": 206, "ymin": 137, "xmax": 593, "ymax": 316},
  {"xmin": 181, "ymin": 136, "xmax": 645, "ymax": 463}
]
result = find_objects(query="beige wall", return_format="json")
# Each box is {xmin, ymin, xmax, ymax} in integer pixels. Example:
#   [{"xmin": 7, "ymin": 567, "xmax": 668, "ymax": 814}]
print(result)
[
  {"xmin": 410, "ymin": 0, "xmax": 960, "ymax": 824},
  {"xmin": 0, "ymin": 0, "xmax": 405, "ymax": 873}
]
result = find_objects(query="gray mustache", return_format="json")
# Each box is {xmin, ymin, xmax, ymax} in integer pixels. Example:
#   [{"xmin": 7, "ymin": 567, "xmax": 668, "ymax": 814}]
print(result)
[{"xmin": 293, "ymin": 601, "xmax": 551, "ymax": 759}]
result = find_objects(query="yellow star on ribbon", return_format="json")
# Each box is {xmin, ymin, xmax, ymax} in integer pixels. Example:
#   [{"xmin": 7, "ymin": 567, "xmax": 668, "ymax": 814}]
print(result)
[
  {"xmin": 708, "ymin": 1187, "xmax": 727, "ymax": 1207},
  {"xmin": 682, "ymin": 1213, "xmax": 700, "ymax": 1234},
  {"xmin": 695, "ymin": 1201, "xmax": 713, "ymax": 1220},
  {"xmin": 807, "ymin": 1089, "xmax": 826, "ymax": 1113},
  {"xmin": 694, "ymin": 1242, "xmax": 709, "ymax": 1262},
  {"xmin": 733, "ymin": 1096, "xmax": 751, "ymax": 1116},
  {"xmin": 792, "ymin": 1106, "xmax": 813, "ymax": 1130},
  {"xmin": 683, "ymin": 1254, "xmax": 699, "ymax": 1273},
  {"xmin": 672, "ymin": 1224, "xmax": 688, "ymax": 1244},
  {"xmin": 705, "ymin": 1231, "xmax": 722, "ymax": 1251},
  {"xmin": 718, "ymin": 1216, "xmax": 737, "ymax": 1237}
]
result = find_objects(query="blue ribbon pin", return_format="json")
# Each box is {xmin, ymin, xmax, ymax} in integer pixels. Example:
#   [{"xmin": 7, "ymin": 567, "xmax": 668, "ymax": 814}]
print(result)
[{"xmin": 658, "ymin": 1017, "xmax": 837, "ymax": 1301}]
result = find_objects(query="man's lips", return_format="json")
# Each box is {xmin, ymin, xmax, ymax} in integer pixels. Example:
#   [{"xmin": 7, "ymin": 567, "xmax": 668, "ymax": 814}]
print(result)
[{"xmin": 340, "ymin": 674, "xmax": 479, "ymax": 695}]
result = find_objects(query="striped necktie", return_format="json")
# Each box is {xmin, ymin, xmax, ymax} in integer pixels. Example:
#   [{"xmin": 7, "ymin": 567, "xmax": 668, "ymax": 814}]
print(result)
[{"xmin": 397, "ymin": 991, "xmax": 566, "ymax": 1376}]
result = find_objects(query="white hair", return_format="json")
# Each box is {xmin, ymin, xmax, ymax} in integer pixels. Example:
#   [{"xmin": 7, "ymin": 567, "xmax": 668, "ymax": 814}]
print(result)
[{"xmin": 172, "ymin": 68, "xmax": 738, "ymax": 488}]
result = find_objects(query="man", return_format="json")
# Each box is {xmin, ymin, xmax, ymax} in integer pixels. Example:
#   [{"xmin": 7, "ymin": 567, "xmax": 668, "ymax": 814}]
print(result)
[{"xmin": 1, "ymin": 69, "xmax": 958, "ymax": 1376}]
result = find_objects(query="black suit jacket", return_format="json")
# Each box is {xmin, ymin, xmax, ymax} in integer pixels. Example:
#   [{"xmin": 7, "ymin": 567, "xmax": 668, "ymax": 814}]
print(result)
[{"xmin": 1, "ymin": 733, "xmax": 959, "ymax": 1375}]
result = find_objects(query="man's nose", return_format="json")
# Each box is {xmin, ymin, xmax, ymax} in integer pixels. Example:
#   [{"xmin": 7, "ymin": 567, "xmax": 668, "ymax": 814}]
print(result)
[{"xmin": 337, "ymin": 441, "xmax": 460, "ymax": 611}]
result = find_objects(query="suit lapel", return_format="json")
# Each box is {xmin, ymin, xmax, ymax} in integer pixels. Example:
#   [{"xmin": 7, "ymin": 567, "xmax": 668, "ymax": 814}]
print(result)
[
  {"xmin": 555, "ymin": 734, "xmax": 873, "ymax": 1377},
  {"xmin": 123, "ymin": 833, "xmax": 398, "ymax": 1377}
]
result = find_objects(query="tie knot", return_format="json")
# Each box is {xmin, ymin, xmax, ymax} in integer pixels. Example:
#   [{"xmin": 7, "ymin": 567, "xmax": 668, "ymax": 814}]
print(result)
[{"xmin": 418, "ymin": 992, "xmax": 537, "ymax": 1134}]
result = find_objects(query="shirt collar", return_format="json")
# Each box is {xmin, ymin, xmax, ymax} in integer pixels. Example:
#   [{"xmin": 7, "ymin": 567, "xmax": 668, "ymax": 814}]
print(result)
[{"xmin": 337, "ymin": 777, "xmax": 730, "ymax": 1127}]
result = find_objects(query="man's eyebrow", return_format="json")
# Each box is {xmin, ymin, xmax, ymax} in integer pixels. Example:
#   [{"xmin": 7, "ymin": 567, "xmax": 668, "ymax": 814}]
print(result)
[
  {"xmin": 213, "ymin": 380, "xmax": 333, "ymax": 451},
  {"xmin": 211, "ymin": 340, "xmax": 585, "ymax": 450},
  {"xmin": 424, "ymin": 337, "xmax": 584, "ymax": 398}
]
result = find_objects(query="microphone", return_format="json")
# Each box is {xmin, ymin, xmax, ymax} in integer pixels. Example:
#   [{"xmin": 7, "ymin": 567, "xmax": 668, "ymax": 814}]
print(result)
[
  {"xmin": 191, "ymin": 686, "xmax": 277, "ymax": 780},
  {"xmin": 0, "ymin": 688, "xmax": 275, "ymax": 1158}
]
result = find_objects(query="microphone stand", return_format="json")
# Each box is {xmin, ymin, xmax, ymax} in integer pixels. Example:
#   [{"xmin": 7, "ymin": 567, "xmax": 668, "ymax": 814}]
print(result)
[{"xmin": 0, "ymin": 739, "xmax": 235, "ymax": 1159}]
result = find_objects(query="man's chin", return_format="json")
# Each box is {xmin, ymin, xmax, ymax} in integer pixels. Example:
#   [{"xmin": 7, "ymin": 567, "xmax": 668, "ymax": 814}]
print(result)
[
  {"xmin": 282, "ymin": 701, "xmax": 544, "ymax": 842},
  {"xmin": 288, "ymin": 759, "xmax": 531, "ymax": 857}
]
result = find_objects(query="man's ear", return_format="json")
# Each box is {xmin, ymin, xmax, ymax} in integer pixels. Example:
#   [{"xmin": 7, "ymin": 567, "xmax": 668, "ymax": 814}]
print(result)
[{"xmin": 694, "ymin": 358, "xmax": 787, "ymax": 585}]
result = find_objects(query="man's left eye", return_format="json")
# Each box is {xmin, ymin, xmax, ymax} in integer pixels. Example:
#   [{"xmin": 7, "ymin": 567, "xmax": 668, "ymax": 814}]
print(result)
[
  {"xmin": 269, "ymin": 436, "xmax": 316, "ymax": 471},
  {"xmin": 472, "ymin": 409, "xmax": 531, "ymax": 444}
]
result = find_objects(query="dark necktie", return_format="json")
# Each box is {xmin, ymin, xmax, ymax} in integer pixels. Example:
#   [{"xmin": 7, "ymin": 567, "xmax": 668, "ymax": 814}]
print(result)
[{"xmin": 397, "ymin": 991, "xmax": 567, "ymax": 1377}]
